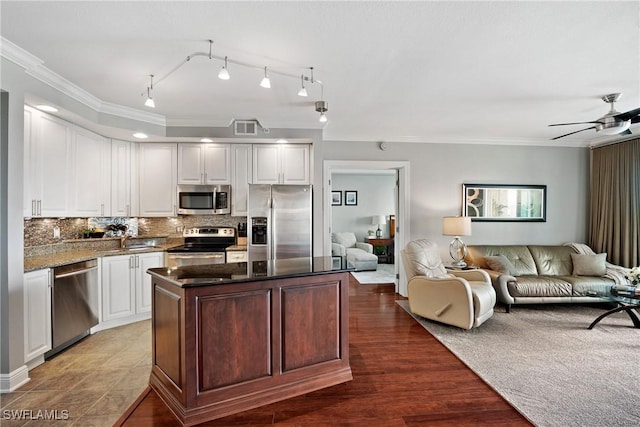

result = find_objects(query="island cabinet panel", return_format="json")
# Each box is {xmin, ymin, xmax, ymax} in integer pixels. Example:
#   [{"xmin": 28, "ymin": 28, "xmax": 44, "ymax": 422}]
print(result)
[
  {"xmin": 153, "ymin": 285, "xmax": 183, "ymax": 398},
  {"xmin": 198, "ymin": 290, "xmax": 272, "ymax": 391},
  {"xmin": 148, "ymin": 270, "xmax": 352, "ymax": 426},
  {"xmin": 281, "ymin": 282, "xmax": 340, "ymax": 371}
]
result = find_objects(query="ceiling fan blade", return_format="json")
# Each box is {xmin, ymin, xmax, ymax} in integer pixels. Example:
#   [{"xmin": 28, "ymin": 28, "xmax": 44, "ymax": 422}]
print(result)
[
  {"xmin": 614, "ymin": 107, "xmax": 640, "ymax": 121},
  {"xmin": 551, "ymin": 126, "xmax": 596, "ymax": 140},
  {"xmin": 630, "ymin": 116, "xmax": 640, "ymax": 124},
  {"xmin": 619, "ymin": 129, "xmax": 632, "ymax": 136},
  {"xmin": 548, "ymin": 121, "xmax": 602, "ymax": 127}
]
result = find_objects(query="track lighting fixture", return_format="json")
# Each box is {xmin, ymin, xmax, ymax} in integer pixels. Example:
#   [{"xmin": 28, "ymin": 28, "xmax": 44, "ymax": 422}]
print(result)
[
  {"xmin": 298, "ymin": 74, "xmax": 308, "ymax": 97},
  {"xmin": 140, "ymin": 41, "xmax": 328, "ymax": 121},
  {"xmin": 260, "ymin": 66, "xmax": 271, "ymax": 89},
  {"xmin": 218, "ymin": 56, "xmax": 230, "ymax": 80},
  {"xmin": 144, "ymin": 75, "xmax": 155, "ymax": 108}
]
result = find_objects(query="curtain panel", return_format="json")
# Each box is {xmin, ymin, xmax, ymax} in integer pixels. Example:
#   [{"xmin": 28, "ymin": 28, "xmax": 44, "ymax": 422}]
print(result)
[{"xmin": 589, "ymin": 138, "xmax": 640, "ymax": 268}]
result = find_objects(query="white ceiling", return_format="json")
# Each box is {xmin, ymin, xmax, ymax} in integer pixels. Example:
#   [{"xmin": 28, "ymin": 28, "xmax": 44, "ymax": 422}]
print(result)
[{"xmin": 1, "ymin": 1, "xmax": 639, "ymax": 146}]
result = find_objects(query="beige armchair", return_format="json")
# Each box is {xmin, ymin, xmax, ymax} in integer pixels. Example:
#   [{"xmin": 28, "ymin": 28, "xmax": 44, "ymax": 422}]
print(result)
[
  {"xmin": 401, "ymin": 239, "xmax": 496, "ymax": 329},
  {"xmin": 331, "ymin": 232, "xmax": 378, "ymax": 271}
]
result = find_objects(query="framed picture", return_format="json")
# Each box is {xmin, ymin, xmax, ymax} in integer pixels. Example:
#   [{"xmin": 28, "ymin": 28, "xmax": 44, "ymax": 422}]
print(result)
[
  {"xmin": 463, "ymin": 183, "xmax": 546, "ymax": 222},
  {"xmin": 331, "ymin": 191, "xmax": 342, "ymax": 206},
  {"xmin": 344, "ymin": 191, "xmax": 358, "ymax": 206}
]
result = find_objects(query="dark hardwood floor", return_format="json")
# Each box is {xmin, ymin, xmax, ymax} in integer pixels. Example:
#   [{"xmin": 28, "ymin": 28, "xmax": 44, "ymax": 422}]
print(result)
[{"xmin": 118, "ymin": 276, "xmax": 532, "ymax": 426}]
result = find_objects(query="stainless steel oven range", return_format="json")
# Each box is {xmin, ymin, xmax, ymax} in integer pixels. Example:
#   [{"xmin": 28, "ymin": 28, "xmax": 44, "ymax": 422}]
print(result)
[{"xmin": 166, "ymin": 227, "xmax": 236, "ymax": 268}]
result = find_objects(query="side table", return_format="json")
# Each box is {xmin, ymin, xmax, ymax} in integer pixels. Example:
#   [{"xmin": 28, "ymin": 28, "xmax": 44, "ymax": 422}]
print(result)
[{"xmin": 367, "ymin": 238, "xmax": 394, "ymax": 264}]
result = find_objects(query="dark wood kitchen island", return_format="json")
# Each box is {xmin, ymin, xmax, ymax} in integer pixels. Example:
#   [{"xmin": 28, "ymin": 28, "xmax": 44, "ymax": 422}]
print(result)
[{"xmin": 146, "ymin": 257, "xmax": 352, "ymax": 426}]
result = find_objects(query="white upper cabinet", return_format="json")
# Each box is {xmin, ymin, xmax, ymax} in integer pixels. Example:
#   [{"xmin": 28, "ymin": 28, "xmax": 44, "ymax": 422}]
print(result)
[
  {"xmin": 231, "ymin": 144, "xmax": 252, "ymax": 216},
  {"xmin": 24, "ymin": 107, "xmax": 72, "ymax": 217},
  {"xmin": 138, "ymin": 143, "xmax": 177, "ymax": 217},
  {"xmin": 71, "ymin": 127, "xmax": 111, "ymax": 217},
  {"xmin": 252, "ymin": 144, "xmax": 310, "ymax": 184},
  {"xmin": 111, "ymin": 139, "xmax": 134, "ymax": 217},
  {"xmin": 178, "ymin": 143, "xmax": 230, "ymax": 185}
]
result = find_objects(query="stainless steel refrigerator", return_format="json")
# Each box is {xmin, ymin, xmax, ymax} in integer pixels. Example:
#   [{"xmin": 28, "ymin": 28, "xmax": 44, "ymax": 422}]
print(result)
[{"xmin": 248, "ymin": 184, "xmax": 312, "ymax": 262}]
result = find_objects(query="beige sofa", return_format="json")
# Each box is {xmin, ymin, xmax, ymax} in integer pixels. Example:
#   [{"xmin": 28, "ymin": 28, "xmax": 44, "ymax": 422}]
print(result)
[{"xmin": 466, "ymin": 245, "xmax": 616, "ymax": 312}]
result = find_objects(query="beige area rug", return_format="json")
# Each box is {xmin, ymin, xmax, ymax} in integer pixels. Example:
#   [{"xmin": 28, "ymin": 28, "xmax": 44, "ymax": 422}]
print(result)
[
  {"xmin": 396, "ymin": 300, "xmax": 640, "ymax": 427},
  {"xmin": 350, "ymin": 263, "xmax": 395, "ymax": 284}
]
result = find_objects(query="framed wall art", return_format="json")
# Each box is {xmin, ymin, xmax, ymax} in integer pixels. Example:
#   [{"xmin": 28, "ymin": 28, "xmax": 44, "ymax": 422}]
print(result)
[
  {"xmin": 344, "ymin": 191, "xmax": 358, "ymax": 206},
  {"xmin": 463, "ymin": 184, "xmax": 546, "ymax": 222},
  {"xmin": 331, "ymin": 191, "xmax": 342, "ymax": 206}
]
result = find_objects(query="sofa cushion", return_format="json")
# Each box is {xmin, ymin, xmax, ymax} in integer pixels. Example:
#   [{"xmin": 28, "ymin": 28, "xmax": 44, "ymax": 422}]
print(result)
[
  {"xmin": 467, "ymin": 246, "xmax": 538, "ymax": 276},
  {"xmin": 484, "ymin": 255, "xmax": 516, "ymax": 275},
  {"xmin": 507, "ymin": 276, "xmax": 572, "ymax": 297},
  {"xmin": 333, "ymin": 232, "xmax": 356, "ymax": 248},
  {"xmin": 529, "ymin": 246, "xmax": 573, "ymax": 276},
  {"xmin": 405, "ymin": 239, "xmax": 448, "ymax": 278},
  {"xmin": 561, "ymin": 275, "xmax": 615, "ymax": 296},
  {"xmin": 571, "ymin": 253, "xmax": 607, "ymax": 276}
]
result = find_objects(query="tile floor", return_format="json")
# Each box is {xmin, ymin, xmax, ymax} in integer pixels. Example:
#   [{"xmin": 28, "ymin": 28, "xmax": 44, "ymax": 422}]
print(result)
[{"xmin": 0, "ymin": 320, "xmax": 151, "ymax": 426}]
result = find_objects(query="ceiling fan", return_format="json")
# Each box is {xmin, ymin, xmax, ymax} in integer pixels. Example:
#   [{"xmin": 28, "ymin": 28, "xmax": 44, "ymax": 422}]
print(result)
[{"xmin": 549, "ymin": 93, "xmax": 640, "ymax": 140}]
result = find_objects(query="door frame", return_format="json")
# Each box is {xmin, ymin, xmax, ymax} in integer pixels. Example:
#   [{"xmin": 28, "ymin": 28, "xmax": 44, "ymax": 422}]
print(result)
[{"xmin": 323, "ymin": 160, "xmax": 410, "ymax": 295}]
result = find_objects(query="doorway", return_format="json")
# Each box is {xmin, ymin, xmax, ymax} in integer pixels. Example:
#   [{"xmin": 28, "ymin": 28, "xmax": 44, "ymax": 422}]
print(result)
[{"xmin": 323, "ymin": 160, "xmax": 410, "ymax": 295}]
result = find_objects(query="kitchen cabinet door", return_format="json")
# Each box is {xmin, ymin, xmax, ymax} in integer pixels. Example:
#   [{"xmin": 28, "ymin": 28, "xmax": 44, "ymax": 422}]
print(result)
[
  {"xmin": 134, "ymin": 252, "xmax": 164, "ymax": 314},
  {"xmin": 23, "ymin": 107, "xmax": 72, "ymax": 217},
  {"xmin": 101, "ymin": 255, "xmax": 135, "ymax": 321},
  {"xmin": 111, "ymin": 139, "xmax": 133, "ymax": 217},
  {"xmin": 138, "ymin": 143, "xmax": 177, "ymax": 216},
  {"xmin": 178, "ymin": 143, "xmax": 230, "ymax": 184},
  {"xmin": 231, "ymin": 144, "xmax": 252, "ymax": 216},
  {"xmin": 23, "ymin": 269, "xmax": 52, "ymax": 362},
  {"xmin": 253, "ymin": 144, "xmax": 310, "ymax": 184},
  {"xmin": 281, "ymin": 145, "xmax": 310, "ymax": 184},
  {"xmin": 72, "ymin": 127, "xmax": 111, "ymax": 217}
]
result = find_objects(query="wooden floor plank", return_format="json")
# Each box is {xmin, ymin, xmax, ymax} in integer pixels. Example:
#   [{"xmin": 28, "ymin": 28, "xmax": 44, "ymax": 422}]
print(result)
[{"xmin": 119, "ymin": 276, "xmax": 532, "ymax": 426}]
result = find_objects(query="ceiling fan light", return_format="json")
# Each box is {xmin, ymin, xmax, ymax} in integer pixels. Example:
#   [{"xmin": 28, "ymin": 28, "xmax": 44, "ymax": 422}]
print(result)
[
  {"xmin": 298, "ymin": 87, "xmax": 308, "ymax": 97},
  {"xmin": 596, "ymin": 120, "xmax": 631, "ymax": 135},
  {"xmin": 319, "ymin": 112, "xmax": 328, "ymax": 123}
]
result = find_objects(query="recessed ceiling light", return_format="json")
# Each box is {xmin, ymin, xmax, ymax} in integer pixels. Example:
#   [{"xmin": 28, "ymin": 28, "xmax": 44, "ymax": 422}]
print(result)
[
  {"xmin": 200, "ymin": 138, "xmax": 213, "ymax": 143},
  {"xmin": 35, "ymin": 105, "xmax": 58, "ymax": 113},
  {"xmin": 133, "ymin": 132, "xmax": 148, "ymax": 139}
]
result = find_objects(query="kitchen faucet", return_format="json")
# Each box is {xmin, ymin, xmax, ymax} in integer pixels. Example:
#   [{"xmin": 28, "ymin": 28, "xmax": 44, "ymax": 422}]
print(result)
[{"xmin": 120, "ymin": 235, "xmax": 130, "ymax": 249}]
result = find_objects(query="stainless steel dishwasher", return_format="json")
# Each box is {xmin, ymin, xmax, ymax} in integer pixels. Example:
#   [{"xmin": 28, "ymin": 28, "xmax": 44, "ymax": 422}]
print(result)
[{"xmin": 45, "ymin": 259, "xmax": 99, "ymax": 358}]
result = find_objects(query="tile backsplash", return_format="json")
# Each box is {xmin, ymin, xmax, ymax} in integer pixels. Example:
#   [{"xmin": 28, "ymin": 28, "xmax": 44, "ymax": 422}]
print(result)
[{"xmin": 24, "ymin": 215, "xmax": 247, "ymax": 248}]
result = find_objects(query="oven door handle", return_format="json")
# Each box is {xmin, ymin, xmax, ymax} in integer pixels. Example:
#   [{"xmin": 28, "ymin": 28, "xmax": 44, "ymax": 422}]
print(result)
[{"xmin": 167, "ymin": 254, "xmax": 225, "ymax": 259}]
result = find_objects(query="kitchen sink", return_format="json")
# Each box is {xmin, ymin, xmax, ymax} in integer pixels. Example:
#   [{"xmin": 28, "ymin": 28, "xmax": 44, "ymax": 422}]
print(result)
[{"xmin": 100, "ymin": 245, "xmax": 162, "ymax": 254}]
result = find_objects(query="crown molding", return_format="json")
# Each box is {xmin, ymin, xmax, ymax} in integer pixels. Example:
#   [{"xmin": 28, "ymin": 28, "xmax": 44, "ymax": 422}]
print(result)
[{"xmin": 1, "ymin": 36, "xmax": 165, "ymax": 126}]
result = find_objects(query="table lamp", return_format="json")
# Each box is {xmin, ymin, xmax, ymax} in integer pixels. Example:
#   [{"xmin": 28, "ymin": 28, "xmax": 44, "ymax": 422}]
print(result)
[
  {"xmin": 372, "ymin": 215, "xmax": 386, "ymax": 238},
  {"xmin": 442, "ymin": 216, "xmax": 472, "ymax": 267}
]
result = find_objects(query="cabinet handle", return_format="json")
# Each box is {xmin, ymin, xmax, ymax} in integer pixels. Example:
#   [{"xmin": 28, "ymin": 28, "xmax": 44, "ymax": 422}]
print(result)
[
  {"xmin": 135, "ymin": 255, "xmax": 139, "ymax": 268},
  {"xmin": 129, "ymin": 256, "xmax": 133, "ymax": 269},
  {"xmin": 31, "ymin": 200, "xmax": 36, "ymax": 216},
  {"xmin": 37, "ymin": 200, "xmax": 41, "ymax": 216}
]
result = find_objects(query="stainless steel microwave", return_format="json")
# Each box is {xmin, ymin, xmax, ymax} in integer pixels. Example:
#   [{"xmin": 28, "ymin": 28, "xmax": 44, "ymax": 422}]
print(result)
[{"xmin": 177, "ymin": 184, "xmax": 231, "ymax": 215}]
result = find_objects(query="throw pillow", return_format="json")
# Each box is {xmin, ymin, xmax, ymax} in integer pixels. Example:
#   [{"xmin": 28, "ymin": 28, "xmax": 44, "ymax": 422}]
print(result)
[
  {"xmin": 484, "ymin": 255, "xmax": 516, "ymax": 275},
  {"xmin": 571, "ymin": 253, "xmax": 607, "ymax": 276}
]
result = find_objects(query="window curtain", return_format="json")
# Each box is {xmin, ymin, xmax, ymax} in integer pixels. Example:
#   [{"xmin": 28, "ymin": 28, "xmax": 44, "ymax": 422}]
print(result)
[{"xmin": 589, "ymin": 138, "xmax": 640, "ymax": 268}]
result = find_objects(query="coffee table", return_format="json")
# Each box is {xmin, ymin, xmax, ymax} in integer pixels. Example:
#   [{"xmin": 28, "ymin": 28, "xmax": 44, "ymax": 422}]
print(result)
[{"xmin": 587, "ymin": 287, "xmax": 640, "ymax": 329}]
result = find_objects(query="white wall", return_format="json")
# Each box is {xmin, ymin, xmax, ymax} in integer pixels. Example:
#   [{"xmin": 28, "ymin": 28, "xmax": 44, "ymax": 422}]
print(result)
[
  {"xmin": 320, "ymin": 140, "xmax": 589, "ymax": 260},
  {"xmin": 331, "ymin": 173, "xmax": 395, "ymax": 242}
]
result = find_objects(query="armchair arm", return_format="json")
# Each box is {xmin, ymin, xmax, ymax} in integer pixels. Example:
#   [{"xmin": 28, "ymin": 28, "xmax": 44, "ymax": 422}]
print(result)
[
  {"xmin": 331, "ymin": 243, "xmax": 346, "ymax": 257},
  {"xmin": 355, "ymin": 242, "xmax": 373, "ymax": 253},
  {"xmin": 450, "ymin": 269, "xmax": 491, "ymax": 283},
  {"xmin": 407, "ymin": 276, "xmax": 474, "ymax": 330}
]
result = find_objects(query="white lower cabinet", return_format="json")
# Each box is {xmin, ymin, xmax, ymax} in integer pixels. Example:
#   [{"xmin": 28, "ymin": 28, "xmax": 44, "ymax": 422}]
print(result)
[
  {"xmin": 23, "ymin": 269, "xmax": 52, "ymax": 363},
  {"xmin": 101, "ymin": 252, "xmax": 163, "ymax": 325}
]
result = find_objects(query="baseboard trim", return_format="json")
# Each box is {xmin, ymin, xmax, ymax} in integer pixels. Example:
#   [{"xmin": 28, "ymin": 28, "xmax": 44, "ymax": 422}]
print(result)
[{"xmin": 0, "ymin": 365, "xmax": 30, "ymax": 393}]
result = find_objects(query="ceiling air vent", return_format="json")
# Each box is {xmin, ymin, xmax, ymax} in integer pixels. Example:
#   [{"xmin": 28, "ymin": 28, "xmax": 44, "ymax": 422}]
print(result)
[{"xmin": 234, "ymin": 120, "xmax": 258, "ymax": 136}]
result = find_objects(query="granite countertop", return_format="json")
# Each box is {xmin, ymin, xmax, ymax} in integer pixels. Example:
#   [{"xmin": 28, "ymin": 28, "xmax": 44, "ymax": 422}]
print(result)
[
  {"xmin": 225, "ymin": 245, "xmax": 247, "ymax": 251},
  {"xmin": 24, "ymin": 243, "xmax": 180, "ymax": 272},
  {"xmin": 148, "ymin": 256, "xmax": 349, "ymax": 288}
]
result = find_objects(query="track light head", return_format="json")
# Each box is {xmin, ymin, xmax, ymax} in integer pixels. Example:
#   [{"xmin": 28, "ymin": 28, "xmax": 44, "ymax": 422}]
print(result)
[
  {"xmin": 218, "ymin": 56, "xmax": 230, "ymax": 80},
  {"xmin": 260, "ymin": 66, "xmax": 271, "ymax": 88},
  {"xmin": 298, "ymin": 75, "xmax": 308, "ymax": 97},
  {"xmin": 144, "ymin": 95, "xmax": 155, "ymax": 108}
]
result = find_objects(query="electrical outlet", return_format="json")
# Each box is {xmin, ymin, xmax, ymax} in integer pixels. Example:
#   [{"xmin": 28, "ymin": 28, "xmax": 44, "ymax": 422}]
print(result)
[
  {"xmin": 176, "ymin": 226, "xmax": 184, "ymax": 233},
  {"xmin": 53, "ymin": 226, "xmax": 60, "ymax": 238}
]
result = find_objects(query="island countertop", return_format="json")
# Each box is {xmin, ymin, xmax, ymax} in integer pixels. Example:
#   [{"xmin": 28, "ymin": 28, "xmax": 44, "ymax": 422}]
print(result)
[{"xmin": 147, "ymin": 256, "xmax": 348, "ymax": 287}]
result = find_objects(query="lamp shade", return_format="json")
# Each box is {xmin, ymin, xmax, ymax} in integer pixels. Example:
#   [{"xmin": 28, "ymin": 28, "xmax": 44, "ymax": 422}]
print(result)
[
  {"xmin": 442, "ymin": 216, "xmax": 471, "ymax": 236},
  {"xmin": 372, "ymin": 215, "xmax": 387, "ymax": 225}
]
